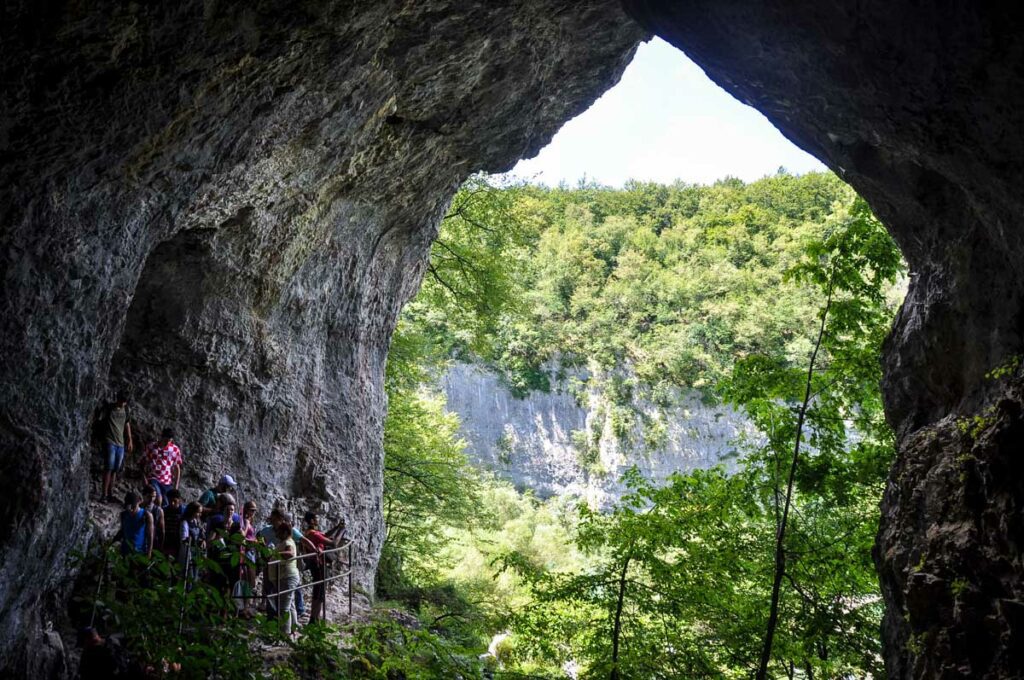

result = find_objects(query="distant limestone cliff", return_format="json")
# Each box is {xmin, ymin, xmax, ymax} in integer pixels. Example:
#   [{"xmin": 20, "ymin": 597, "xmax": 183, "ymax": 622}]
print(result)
[{"xmin": 440, "ymin": 363, "xmax": 748, "ymax": 507}]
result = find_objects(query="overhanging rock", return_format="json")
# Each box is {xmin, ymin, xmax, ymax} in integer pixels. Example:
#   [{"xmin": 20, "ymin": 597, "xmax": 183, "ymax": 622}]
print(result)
[{"xmin": 0, "ymin": 2, "xmax": 643, "ymax": 674}]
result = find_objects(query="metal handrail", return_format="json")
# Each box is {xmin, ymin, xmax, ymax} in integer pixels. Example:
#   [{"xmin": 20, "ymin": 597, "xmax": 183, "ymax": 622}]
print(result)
[{"xmin": 263, "ymin": 539, "xmax": 354, "ymax": 624}]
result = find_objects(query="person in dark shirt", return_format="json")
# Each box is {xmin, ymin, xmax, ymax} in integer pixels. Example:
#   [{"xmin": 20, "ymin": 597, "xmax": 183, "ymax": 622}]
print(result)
[
  {"xmin": 205, "ymin": 494, "xmax": 242, "ymax": 597},
  {"xmin": 139, "ymin": 485, "xmax": 164, "ymax": 551},
  {"xmin": 205, "ymin": 493, "xmax": 242, "ymax": 538},
  {"xmin": 302, "ymin": 511, "xmax": 344, "ymax": 624},
  {"xmin": 179, "ymin": 501, "xmax": 204, "ymax": 582},
  {"xmin": 77, "ymin": 627, "xmax": 117, "ymax": 679},
  {"xmin": 99, "ymin": 394, "xmax": 133, "ymax": 503},
  {"xmin": 198, "ymin": 474, "xmax": 238, "ymax": 516},
  {"xmin": 161, "ymin": 489, "xmax": 184, "ymax": 559}
]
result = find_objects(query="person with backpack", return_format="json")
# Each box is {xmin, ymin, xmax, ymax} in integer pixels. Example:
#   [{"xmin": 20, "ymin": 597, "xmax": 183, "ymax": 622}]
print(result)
[
  {"xmin": 198, "ymin": 474, "xmax": 238, "ymax": 516},
  {"xmin": 98, "ymin": 394, "xmax": 133, "ymax": 503}
]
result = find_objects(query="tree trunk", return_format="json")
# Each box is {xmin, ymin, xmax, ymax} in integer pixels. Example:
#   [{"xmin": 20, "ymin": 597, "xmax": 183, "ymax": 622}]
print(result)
[
  {"xmin": 610, "ymin": 547, "xmax": 634, "ymax": 680},
  {"xmin": 755, "ymin": 281, "xmax": 834, "ymax": 679}
]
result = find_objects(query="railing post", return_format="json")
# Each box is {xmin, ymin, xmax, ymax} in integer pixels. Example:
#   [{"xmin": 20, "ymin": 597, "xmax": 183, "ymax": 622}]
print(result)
[
  {"xmin": 321, "ymin": 552, "xmax": 327, "ymax": 623},
  {"xmin": 90, "ymin": 545, "xmax": 111, "ymax": 629},
  {"xmin": 177, "ymin": 541, "xmax": 192, "ymax": 635}
]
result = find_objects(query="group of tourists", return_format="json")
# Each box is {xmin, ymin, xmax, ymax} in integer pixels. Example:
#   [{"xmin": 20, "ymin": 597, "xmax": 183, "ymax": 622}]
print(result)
[{"xmin": 96, "ymin": 394, "xmax": 348, "ymax": 637}]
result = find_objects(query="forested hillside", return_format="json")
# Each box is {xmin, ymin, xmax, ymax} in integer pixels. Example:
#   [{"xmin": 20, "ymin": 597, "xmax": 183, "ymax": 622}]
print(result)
[{"xmin": 379, "ymin": 171, "xmax": 904, "ymax": 678}]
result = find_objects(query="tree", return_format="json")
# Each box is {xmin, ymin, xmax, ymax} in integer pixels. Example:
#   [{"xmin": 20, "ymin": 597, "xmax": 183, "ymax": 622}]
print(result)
[
  {"xmin": 500, "ymin": 195, "xmax": 903, "ymax": 679},
  {"xmin": 724, "ymin": 196, "xmax": 904, "ymax": 676},
  {"xmin": 381, "ymin": 175, "xmax": 530, "ymax": 589}
]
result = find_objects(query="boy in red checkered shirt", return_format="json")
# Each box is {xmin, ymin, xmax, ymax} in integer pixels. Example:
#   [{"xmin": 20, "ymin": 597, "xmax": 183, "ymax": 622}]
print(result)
[{"xmin": 142, "ymin": 427, "xmax": 183, "ymax": 507}]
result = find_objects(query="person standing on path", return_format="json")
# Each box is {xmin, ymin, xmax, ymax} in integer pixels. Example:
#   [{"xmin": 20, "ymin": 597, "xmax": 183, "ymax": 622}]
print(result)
[
  {"xmin": 241, "ymin": 501, "xmax": 259, "ymax": 589},
  {"xmin": 269, "ymin": 521, "xmax": 301, "ymax": 636},
  {"xmin": 259, "ymin": 508, "xmax": 315, "ymax": 618},
  {"xmin": 141, "ymin": 428, "xmax": 182, "ymax": 507},
  {"xmin": 140, "ymin": 485, "xmax": 165, "ymax": 552},
  {"xmin": 118, "ymin": 491, "xmax": 153, "ymax": 558},
  {"xmin": 161, "ymin": 489, "xmax": 184, "ymax": 559},
  {"xmin": 99, "ymin": 394, "xmax": 133, "ymax": 503},
  {"xmin": 302, "ymin": 511, "xmax": 340, "ymax": 624}
]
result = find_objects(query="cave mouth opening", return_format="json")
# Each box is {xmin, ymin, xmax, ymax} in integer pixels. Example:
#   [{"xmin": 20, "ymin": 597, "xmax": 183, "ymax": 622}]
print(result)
[
  {"xmin": 108, "ymin": 211, "xmax": 333, "ymax": 501},
  {"xmin": 418, "ymin": 33, "xmax": 911, "ymax": 677}
]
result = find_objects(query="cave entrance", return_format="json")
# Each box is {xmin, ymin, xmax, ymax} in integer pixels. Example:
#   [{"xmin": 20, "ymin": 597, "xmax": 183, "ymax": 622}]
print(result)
[
  {"xmin": 108, "ymin": 221, "xmax": 268, "ymax": 495},
  {"xmin": 109, "ymin": 210, "xmax": 331, "ymax": 502},
  {"xmin": 109, "ymin": 227, "xmax": 230, "ymax": 462},
  {"xmin": 425, "ymin": 35, "xmax": 908, "ymax": 678}
]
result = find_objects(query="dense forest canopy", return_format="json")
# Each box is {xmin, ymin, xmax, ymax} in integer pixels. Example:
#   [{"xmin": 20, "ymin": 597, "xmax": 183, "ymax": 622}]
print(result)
[{"xmin": 409, "ymin": 172, "xmax": 866, "ymax": 393}]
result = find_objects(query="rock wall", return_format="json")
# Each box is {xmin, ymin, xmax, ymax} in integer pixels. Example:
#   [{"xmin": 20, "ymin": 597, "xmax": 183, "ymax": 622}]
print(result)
[
  {"xmin": 441, "ymin": 363, "xmax": 745, "ymax": 507},
  {"xmin": 621, "ymin": 1, "xmax": 1024, "ymax": 676},
  {"xmin": 5, "ymin": 0, "xmax": 1024, "ymax": 675},
  {"xmin": 0, "ymin": 2, "xmax": 644, "ymax": 674}
]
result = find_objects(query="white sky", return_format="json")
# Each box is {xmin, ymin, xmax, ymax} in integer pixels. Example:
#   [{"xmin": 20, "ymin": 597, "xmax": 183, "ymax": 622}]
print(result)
[{"xmin": 510, "ymin": 38, "xmax": 826, "ymax": 187}]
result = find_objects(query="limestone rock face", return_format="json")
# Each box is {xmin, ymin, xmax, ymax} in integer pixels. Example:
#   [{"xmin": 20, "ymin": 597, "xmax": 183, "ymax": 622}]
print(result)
[
  {"xmin": 0, "ymin": 2, "xmax": 643, "ymax": 673},
  {"xmin": 441, "ymin": 362, "xmax": 746, "ymax": 507},
  {"xmin": 5, "ymin": 0, "xmax": 1024, "ymax": 675},
  {"xmin": 621, "ymin": 1, "xmax": 1024, "ymax": 676},
  {"xmin": 876, "ymin": 377, "xmax": 1024, "ymax": 678}
]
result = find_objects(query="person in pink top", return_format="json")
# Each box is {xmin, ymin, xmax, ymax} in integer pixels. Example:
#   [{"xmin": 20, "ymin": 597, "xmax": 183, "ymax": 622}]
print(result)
[
  {"xmin": 241, "ymin": 500, "xmax": 259, "ymax": 589},
  {"xmin": 141, "ymin": 428, "xmax": 182, "ymax": 507}
]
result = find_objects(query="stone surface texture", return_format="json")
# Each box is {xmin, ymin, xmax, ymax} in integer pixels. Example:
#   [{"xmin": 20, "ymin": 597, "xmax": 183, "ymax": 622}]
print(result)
[
  {"xmin": 441, "ymin": 362, "xmax": 745, "ymax": 507},
  {"xmin": 0, "ymin": 2, "xmax": 643, "ymax": 674},
  {"xmin": 622, "ymin": 1, "xmax": 1024, "ymax": 677},
  {"xmin": 4, "ymin": 0, "xmax": 1024, "ymax": 676}
]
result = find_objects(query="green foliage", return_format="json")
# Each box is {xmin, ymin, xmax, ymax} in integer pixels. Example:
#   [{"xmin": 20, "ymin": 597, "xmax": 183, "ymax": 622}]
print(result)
[
  {"xmin": 381, "ymin": 331, "xmax": 488, "ymax": 589},
  {"xmin": 956, "ymin": 405, "xmax": 998, "ymax": 441},
  {"xmin": 404, "ymin": 174, "xmax": 533, "ymax": 361},
  {"xmin": 375, "ymin": 172, "xmax": 905, "ymax": 678},
  {"xmin": 72, "ymin": 544, "xmax": 271, "ymax": 677},
  {"xmin": 341, "ymin": 614, "xmax": 488, "ymax": 679},
  {"xmin": 495, "ymin": 428, "xmax": 516, "ymax": 466},
  {"xmin": 496, "ymin": 194, "xmax": 903, "ymax": 678},
  {"xmin": 480, "ymin": 173, "xmax": 856, "ymax": 405},
  {"xmin": 571, "ymin": 428, "xmax": 601, "ymax": 474},
  {"xmin": 985, "ymin": 354, "xmax": 1022, "ymax": 381},
  {"xmin": 286, "ymin": 622, "xmax": 348, "ymax": 678},
  {"xmin": 73, "ymin": 543, "xmax": 497, "ymax": 679}
]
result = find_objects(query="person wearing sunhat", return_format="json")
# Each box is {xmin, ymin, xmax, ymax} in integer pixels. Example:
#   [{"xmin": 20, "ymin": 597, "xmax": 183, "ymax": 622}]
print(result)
[{"xmin": 198, "ymin": 473, "xmax": 238, "ymax": 516}]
